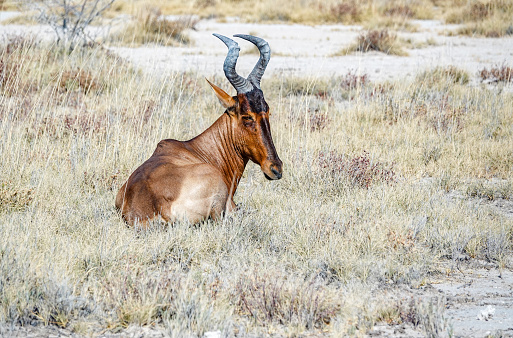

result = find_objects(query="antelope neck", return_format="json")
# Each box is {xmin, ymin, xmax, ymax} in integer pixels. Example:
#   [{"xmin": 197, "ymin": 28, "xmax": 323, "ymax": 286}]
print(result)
[{"xmin": 185, "ymin": 113, "xmax": 247, "ymax": 193}]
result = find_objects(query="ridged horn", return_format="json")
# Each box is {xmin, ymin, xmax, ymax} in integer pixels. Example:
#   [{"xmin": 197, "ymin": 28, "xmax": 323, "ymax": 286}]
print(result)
[
  {"xmin": 233, "ymin": 34, "xmax": 271, "ymax": 89},
  {"xmin": 213, "ymin": 33, "xmax": 253, "ymax": 94}
]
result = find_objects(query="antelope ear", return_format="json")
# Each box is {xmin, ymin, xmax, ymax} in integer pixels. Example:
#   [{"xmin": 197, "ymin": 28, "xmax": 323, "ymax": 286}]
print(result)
[{"xmin": 206, "ymin": 78, "xmax": 236, "ymax": 109}]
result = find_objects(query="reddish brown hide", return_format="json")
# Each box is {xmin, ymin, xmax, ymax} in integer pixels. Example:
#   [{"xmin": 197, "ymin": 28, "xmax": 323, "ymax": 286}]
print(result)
[{"xmin": 115, "ymin": 34, "xmax": 282, "ymax": 227}]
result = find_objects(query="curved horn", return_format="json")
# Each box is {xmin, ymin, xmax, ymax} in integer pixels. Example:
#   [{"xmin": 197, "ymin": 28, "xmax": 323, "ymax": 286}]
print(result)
[
  {"xmin": 213, "ymin": 33, "xmax": 253, "ymax": 94},
  {"xmin": 234, "ymin": 34, "xmax": 271, "ymax": 89}
]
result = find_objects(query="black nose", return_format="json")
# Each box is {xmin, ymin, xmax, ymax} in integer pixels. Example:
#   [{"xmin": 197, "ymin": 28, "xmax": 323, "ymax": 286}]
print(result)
[{"xmin": 271, "ymin": 164, "xmax": 282, "ymax": 179}]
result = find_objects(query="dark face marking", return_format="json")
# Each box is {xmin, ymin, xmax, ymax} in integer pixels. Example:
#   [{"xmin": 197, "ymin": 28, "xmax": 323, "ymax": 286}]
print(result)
[
  {"xmin": 246, "ymin": 88, "xmax": 269, "ymax": 114},
  {"xmin": 233, "ymin": 88, "xmax": 283, "ymax": 180}
]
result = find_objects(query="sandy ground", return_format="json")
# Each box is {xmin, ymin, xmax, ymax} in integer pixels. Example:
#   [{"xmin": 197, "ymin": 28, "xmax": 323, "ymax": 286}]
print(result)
[
  {"xmin": 108, "ymin": 18, "xmax": 513, "ymax": 84},
  {"xmin": 1, "ymin": 12, "xmax": 513, "ymax": 337},
  {"xmin": 370, "ymin": 264, "xmax": 513, "ymax": 337},
  {"xmin": 437, "ymin": 267, "xmax": 513, "ymax": 336},
  {"xmin": 2, "ymin": 12, "xmax": 512, "ymax": 83}
]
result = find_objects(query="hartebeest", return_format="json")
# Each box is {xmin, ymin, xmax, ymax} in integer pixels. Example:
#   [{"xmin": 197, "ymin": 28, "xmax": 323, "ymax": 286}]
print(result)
[{"xmin": 115, "ymin": 34, "xmax": 283, "ymax": 227}]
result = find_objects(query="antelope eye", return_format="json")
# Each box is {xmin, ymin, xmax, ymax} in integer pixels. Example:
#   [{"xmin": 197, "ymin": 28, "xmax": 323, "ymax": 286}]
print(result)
[{"xmin": 242, "ymin": 116, "xmax": 254, "ymax": 121}]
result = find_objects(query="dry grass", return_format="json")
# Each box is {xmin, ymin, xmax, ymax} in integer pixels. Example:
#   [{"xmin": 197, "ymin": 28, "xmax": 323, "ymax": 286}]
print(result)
[
  {"xmin": 0, "ymin": 34, "xmax": 512, "ymax": 336},
  {"xmin": 108, "ymin": 6, "xmax": 197, "ymax": 46},
  {"xmin": 339, "ymin": 29, "xmax": 408, "ymax": 55},
  {"xmin": 92, "ymin": 0, "xmax": 434, "ymax": 26},
  {"xmin": 416, "ymin": 66, "xmax": 470, "ymax": 86},
  {"xmin": 445, "ymin": 0, "xmax": 513, "ymax": 37}
]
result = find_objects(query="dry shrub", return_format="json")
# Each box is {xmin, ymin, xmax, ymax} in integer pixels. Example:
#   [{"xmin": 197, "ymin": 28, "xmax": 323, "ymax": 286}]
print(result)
[
  {"xmin": 234, "ymin": 272, "xmax": 339, "ymax": 329},
  {"xmin": 385, "ymin": 5, "xmax": 415, "ymax": 18},
  {"xmin": 479, "ymin": 64, "xmax": 513, "ymax": 83},
  {"xmin": 318, "ymin": 151, "xmax": 396, "ymax": 188},
  {"xmin": 350, "ymin": 29, "xmax": 406, "ymax": 55},
  {"xmin": 340, "ymin": 70, "xmax": 369, "ymax": 90}
]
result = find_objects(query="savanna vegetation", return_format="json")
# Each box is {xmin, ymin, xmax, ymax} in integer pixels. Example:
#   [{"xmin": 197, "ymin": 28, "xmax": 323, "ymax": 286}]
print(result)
[
  {"xmin": 1, "ymin": 31, "xmax": 512, "ymax": 336},
  {"xmin": 1, "ymin": 0, "xmax": 513, "ymax": 336}
]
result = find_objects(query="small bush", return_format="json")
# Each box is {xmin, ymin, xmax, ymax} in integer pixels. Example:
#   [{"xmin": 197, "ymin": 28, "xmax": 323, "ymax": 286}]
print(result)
[
  {"xmin": 343, "ymin": 29, "xmax": 406, "ymax": 56},
  {"xmin": 357, "ymin": 29, "xmax": 394, "ymax": 52},
  {"xmin": 27, "ymin": 0, "xmax": 116, "ymax": 50},
  {"xmin": 318, "ymin": 151, "xmax": 397, "ymax": 188},
  {"xmin": 479, "ymin": 64, "xmax": 513, "ymax": 83}
]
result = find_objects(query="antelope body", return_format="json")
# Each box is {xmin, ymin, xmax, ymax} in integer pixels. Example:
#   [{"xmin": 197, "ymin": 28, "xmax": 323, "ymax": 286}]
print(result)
[{"xmin": 115, "ymin": 34, "xmax": 282, "ymax": 227}]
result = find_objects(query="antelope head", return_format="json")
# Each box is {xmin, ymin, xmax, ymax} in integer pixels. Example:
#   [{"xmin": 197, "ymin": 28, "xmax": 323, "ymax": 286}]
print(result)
[{"xmin": 208, "ymin": 34, "xmax": 283, "ymax": 180}]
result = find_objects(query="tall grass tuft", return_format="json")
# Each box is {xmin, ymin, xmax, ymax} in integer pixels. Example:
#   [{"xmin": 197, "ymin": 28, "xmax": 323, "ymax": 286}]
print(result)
[{"xmin": 340, "ymin": 29, "xmax": 407, "ymax": 55}]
